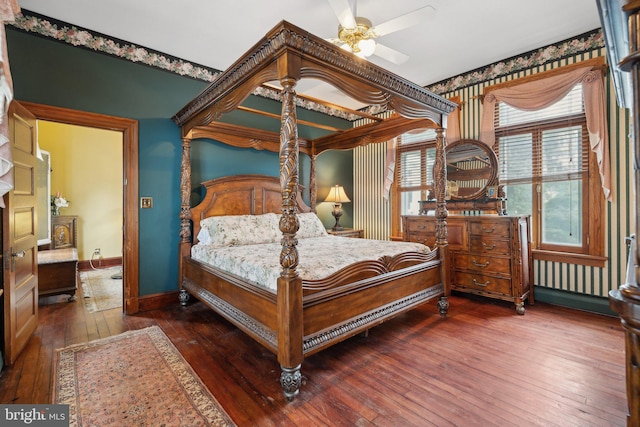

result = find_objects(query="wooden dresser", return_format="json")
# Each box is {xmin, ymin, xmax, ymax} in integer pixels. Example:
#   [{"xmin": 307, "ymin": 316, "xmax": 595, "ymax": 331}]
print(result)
[{"xmin": 403, "ymin": 214, "xmax": 533, "ymax": 314}]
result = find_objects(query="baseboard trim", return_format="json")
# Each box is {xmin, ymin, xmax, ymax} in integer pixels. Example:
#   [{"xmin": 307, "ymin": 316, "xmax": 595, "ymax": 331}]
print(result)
[
  {"xmin": 137, "ymin": 291, "xmax": 181, "ymax": 312},
  {"xmin": 534, "ymin": 287, "xmax": 617, "ymax": 317},
  {"xmin": 132, "ymin": 287, "xmax": 617, "ymax": 316},
  {"xmin": 78, "ymin": 256, "xmax": 122, "ymax": 271}
]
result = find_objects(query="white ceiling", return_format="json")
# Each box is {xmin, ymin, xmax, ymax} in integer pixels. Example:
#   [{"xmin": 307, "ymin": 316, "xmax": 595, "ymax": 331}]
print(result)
[{"xmin": 16, "ymin": 0, "xmax": 603, "ymax": 110}]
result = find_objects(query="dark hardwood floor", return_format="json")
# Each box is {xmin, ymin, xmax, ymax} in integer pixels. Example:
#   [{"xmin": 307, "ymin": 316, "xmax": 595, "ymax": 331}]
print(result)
[{"xmin": 0, "ymin": 280, "xmax": 628, "ymax": 427}]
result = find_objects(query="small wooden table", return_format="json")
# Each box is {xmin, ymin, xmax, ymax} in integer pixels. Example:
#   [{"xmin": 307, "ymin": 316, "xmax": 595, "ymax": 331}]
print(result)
[
  {"xmin": 38, "ymin": 248, "xmax": 78, "ymax": 301},
  {"xmin": 327, "ymin": 228, "xmax": 364, "ymax": 238}
]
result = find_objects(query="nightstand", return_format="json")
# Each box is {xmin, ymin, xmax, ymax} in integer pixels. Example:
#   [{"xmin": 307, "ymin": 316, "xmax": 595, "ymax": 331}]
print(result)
[{"xmin": 327, "ymin": 228, "xmax": 364, "ymax": 238}]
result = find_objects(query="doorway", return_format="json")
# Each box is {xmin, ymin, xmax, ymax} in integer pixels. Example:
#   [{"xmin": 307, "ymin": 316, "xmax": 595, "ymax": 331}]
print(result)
[{"xmin": 21, "ymin": 102, "xmax": 140, "ymax": 314}]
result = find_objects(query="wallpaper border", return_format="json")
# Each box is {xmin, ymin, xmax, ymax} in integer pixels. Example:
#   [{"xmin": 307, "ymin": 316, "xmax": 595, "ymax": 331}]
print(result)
[
  {"xmin": 10, "ymin": 10, "xmax": 604, "ymax": 118},
  {"xmin": 426, "ymin": 29, "xmax": 605, "ymax": 94},
  {"xmin": 9, "ymin": 10, "xmax": 358, "ymax": 120}
]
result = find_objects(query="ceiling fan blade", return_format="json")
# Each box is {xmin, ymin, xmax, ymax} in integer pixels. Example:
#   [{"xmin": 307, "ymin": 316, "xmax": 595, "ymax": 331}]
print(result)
[
  {"xmin": 373, "ymin": 5, "xmax": 436, "ymax": 37},
  {"xmin": 325, "ymin": 37, "xmax": 350, "ymax": 51},
  {"xmin": 373, "ymin": 43, "xmax": 410, "ymax": 64},
  {"xmin": 328, "ymin": 0, "xmax": 356, "ymax": 28}
]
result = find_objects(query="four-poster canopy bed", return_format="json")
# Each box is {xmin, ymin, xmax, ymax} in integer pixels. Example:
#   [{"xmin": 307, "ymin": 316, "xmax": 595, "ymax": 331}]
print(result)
[{"xmin": 172, "ymin": 20, "xmax": 457, "ymax": 400}]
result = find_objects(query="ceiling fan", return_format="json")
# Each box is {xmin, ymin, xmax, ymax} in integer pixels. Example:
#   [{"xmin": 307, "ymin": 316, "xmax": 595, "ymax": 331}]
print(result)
[{"xmin": 327, "ymin": 0, "xmax": 436, "ymax": 64}]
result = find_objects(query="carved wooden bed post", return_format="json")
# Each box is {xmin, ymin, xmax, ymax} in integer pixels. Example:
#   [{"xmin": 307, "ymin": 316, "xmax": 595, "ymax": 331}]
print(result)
[
  {"xmin": 277, "ymin": 76, "xmax": 304, "ymax": 400},
  {"xmin": 179, "ymin": 135, "xmax": 192, "ymax": 305},
  {"xmin": 434, "ymin": 126, "xmax": 450, "ymax": 317}
]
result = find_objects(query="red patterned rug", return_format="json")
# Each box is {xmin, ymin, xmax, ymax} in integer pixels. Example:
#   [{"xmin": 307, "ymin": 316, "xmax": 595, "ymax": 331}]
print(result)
[{"xmin": 53, "ymin": 326, "xmax": 235, "ymax": 426}]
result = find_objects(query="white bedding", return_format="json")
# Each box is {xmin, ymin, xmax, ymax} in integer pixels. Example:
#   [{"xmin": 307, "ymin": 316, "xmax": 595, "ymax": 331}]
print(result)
[{"xmin": 191, "ymin": 235, "xmax": 431, "ymax": 292}]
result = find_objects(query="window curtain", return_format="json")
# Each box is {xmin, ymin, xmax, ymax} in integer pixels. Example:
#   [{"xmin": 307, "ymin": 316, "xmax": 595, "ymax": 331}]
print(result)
[
  {"xmin": 382, "ymin": 104, "xmax": 461, "ymax": 199},
  {"xmin": 0, "ymin": 0, "xmax": 20, "ymax": 207},
  {"xmin": 382, "ymin": 137, "xmax": 398, "ymax": 201},
  {"xmin": 479, "ymin": 66, "xmax": 612, "ymax": 201},
  {"xmin": 446, "ymin": 104, "xmax": 461, "ymax": 143}
]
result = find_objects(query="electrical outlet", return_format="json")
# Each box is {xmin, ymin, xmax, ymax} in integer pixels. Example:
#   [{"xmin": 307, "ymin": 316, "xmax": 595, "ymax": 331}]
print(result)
[{"xmin": 93, "ymin": 248, "xmax": 101, "ymax": 256}]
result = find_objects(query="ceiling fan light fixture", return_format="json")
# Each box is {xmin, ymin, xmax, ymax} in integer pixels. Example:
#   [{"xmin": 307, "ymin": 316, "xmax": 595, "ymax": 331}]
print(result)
[
  {"xmin": 338, "ymin": 16, "xmax": 375, "ymax": 55},
  {"xmin": 358, "ymin": 38, "xmax": 376, "ymax": 57}
]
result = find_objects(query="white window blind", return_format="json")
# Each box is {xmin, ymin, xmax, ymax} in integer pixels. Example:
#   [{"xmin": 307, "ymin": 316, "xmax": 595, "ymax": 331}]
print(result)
[
  {"xmin": 496, "ymin": 85, "xmax": 588, "ymax": 185},
  {"xmin": 396, "ymin": 128, "xmax": 437, "ymax": 215},
  {"xmin": 494, "ymin": 84, "xmax": 588, "ymax": 250}
]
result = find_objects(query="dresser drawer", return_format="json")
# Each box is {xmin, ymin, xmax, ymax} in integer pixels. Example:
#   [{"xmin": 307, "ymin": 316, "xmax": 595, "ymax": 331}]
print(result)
[
  {"xmin": 453, "ymin": 271, "xmax": 512, "ymax": 295},
  {"xmin": 469, "ymin": 220, "xmax": 510, "ymax": 239},
  {"xmin": 453, "ymin": 253, "xmax": 511, "ymax": 275},
  {"xmin": 469, "ymin": 236, "xmax": 511, "ymax": 255},
  {"xmin": 404, "ymin": 219, "xmax": 467, "ymax": 250},
  {"xmin": 405, "ymin": 218, "xmax": 436, "ymax": 233},
  {"xmin": 405, "ymin": 232, "xmax": 435, "ymax": 247}
]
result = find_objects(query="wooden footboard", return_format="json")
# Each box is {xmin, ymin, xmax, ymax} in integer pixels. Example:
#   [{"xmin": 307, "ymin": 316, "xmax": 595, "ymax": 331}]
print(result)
[
  {"xmin": 181, "ymin": 257, "xmax": 279, "ymax": 353},
  {"xmin": 302, "ymin": 255, "xmax": 444, "ymax": 355},
  {"xmin": 181, "ymin": 246, "xmax": 447, "ymax": 369}
]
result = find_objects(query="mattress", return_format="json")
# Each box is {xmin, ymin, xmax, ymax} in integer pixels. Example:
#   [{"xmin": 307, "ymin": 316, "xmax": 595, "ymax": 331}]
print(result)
[{"xmin": 191, "ymin": 235, "xmax": 431, "ymax": 292}]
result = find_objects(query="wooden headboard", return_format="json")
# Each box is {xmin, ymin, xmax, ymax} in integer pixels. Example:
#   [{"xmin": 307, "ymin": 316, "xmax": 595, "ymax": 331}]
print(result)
[{"xmin": 190, "ymin": 174, "xmax": 312, "ymax": 242}]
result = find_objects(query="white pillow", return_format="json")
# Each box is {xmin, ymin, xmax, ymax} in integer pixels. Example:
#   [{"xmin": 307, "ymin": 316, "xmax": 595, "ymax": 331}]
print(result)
[
  {"xmin": 196, "ymin": 226, "xmax": 213, "ymax": 245},
  {"xmin": 296, "ymin": 213, "xmax": 328, "ymax": 238},
  {"xmin": 197, "ymin": 213, "xmax": 280, "ymax": 247}
]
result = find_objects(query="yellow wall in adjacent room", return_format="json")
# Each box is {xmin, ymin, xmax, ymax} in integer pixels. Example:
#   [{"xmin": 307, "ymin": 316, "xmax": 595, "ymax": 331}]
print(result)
[{"xmin": 38, "ymin": 121, "xmax": 122, "ymax": 261}]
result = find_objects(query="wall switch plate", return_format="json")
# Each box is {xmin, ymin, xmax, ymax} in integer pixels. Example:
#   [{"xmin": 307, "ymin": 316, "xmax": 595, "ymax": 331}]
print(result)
[{"xmin": 140, "ymin": 197, "xmax": 153, "ymax": 209}]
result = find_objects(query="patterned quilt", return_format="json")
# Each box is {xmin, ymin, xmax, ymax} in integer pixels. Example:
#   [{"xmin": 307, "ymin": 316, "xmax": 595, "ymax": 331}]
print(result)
[{"xmin": 191, "ymin": 235, "xmax": 431, "ymax": 292}]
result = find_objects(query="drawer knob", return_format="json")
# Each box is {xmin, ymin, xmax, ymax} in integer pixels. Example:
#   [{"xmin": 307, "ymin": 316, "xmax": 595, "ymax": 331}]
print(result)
[
  {"xmin": 482, "ymin": 242, "xmax": 496, "ymax": 250},
  {"xmin": 472, "ymin": 259, "xmax": 490, "ymax": 268},
  {"xmin": 481, "ymin": 226, "xmax": 495, "ymax": 233},
  {"xmin": 472, "ymin": 278, "xmax": 490, "ymax": 287}
]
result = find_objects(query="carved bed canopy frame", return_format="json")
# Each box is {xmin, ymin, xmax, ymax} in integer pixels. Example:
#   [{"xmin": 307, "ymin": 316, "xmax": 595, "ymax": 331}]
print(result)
[{"xmin": 174, "ymin": 19, "xmax": 456, "ymax": 235}]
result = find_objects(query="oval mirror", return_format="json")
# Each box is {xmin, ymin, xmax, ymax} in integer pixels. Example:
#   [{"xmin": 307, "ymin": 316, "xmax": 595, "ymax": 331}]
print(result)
[{"xmin": 445, "ymin": 139, "xmax": 498, "ymax": 200}]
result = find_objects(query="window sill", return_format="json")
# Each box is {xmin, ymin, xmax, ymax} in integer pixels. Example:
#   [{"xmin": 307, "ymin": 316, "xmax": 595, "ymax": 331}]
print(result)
[{"xmin": 533, "ymin": 249, "xmax": 607, "ymax": 268}]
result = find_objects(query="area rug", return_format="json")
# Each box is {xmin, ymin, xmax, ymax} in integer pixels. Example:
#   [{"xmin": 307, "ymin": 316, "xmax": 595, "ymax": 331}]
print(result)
[
  {"xmin": 80, "ymin": 267, "xmax": 122, "ymax": 312},
  {"xmin": 53, "ymin": 325, "xmax": 235, "ymax": 427}
]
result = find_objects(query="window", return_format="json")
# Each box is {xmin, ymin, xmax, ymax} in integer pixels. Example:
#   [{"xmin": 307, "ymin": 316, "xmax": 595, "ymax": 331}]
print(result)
[
  {"xmin": 495, "ymin": 84, "xmax": 604, "ymax": 263},
  {"xmin": 394, "ymin": 128, "xmax": 437, "ymax": 220}
]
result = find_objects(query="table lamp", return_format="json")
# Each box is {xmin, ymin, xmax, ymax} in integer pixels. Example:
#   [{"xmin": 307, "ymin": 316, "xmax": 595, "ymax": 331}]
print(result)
[{"xmin": 324, "ymin": 185, "xmax": 351, "ymax": 231}]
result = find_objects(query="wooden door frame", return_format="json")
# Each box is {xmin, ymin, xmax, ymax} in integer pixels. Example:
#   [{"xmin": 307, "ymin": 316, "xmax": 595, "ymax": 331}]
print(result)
[{"xmin": 21, "ymin": 102, "xmax": 140, "ymax": 314}]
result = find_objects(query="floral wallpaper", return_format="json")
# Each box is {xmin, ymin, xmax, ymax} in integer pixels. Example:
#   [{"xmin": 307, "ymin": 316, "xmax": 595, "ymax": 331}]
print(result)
[{"xmin": 10, "ymin": 10, "xmax": 603, "ymax": 119}]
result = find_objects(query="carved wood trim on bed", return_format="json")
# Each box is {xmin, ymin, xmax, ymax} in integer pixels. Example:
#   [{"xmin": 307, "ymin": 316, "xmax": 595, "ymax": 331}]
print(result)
[
  {"xmin": 301, "ymin": 251, "xmax": 439, "ymax": 292},
  {"xmin": 173, "ymin": 20, "xmax": 454, "ymax": 401}
]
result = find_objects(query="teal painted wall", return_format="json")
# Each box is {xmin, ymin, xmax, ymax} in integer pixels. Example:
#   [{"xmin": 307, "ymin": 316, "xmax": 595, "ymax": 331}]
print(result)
[{"xmin": 6, "ymin": 27, "xmax": 352, "ymax": 296}]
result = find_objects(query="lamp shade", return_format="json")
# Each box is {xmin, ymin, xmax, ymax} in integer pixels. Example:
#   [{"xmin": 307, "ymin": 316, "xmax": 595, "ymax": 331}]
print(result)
[{"xmin": 324, "ymin": 185, "xmax": 351, "ymax": 203}]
